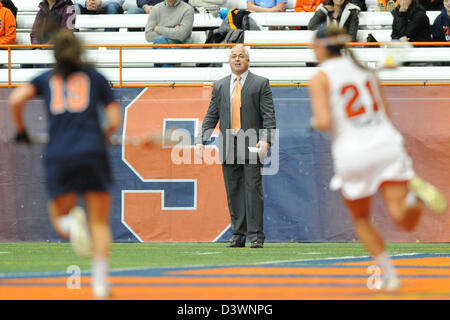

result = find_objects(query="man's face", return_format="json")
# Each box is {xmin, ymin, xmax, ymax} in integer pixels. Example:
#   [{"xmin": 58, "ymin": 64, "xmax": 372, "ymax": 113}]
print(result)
[
  {"xmin": 229, "ymin": 47, "xmax": 250, "ymax": 75},
  {"xmin": 444, "ymin": 0, "xmax": 450, "ymax": 12},
  {"xmin": 166, "ymin": 0, "xmax": 178, "ymax": 6}
]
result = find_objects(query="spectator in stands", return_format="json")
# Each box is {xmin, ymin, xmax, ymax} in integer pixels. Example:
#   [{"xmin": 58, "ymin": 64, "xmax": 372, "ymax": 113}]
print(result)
[
  {"xmin": 294, "ymin": 0, "xmax": 323, "ymax": 12},
  {"xmin": 74, "ymin": 0, "xmax": 124, "ymax": 31},
  {"xmin": 2, "ymin": 0, "xmax": 16, "ymax": 19},
  {"xmin": 418, "ymin": 0, "xmax": 443, "ymax": 10},
  {"xmin": 432, "ymin": 0, "xmax": 450, "ymax": 41},
  {"xmin": 188, "ymin": 0, "xmax": 225, "ymax": 13},
  {"xmin": 31, "ymin": 0, "xmax": 76, "ymax": 45},
  {"xmin": 0, "ymin": 0, "xmax": 16, "ymax": 45},
  {"xmin": 308, "ymin": 0, "xmax": 361, "ymax": 41},
  {"xmin": 247, "ymin": 0, "xmax": 287, "ymax": 12},
  {"xmin": 294, "ymin": 0, "xmax": 365, "ymax": 13},
  {"xmin": 127, "ymin": 0, "xmax": 164, "ymax": 14},
  {"xmin": 145, "ymin": 0, "xmax": 194, "ymax": 67},
  {"xmin": 391, "ymin": 0, "xmax": 432, "ymax": 42}
]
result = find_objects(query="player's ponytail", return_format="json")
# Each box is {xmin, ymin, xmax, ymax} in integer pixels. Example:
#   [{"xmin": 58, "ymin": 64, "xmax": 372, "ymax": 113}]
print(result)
[
  {"xmin": 345, "ymin": 47, "xmax": 375, "ymax": 73},
  {"xmin": 52, "ymin": 29, "xmax": 87, "ymax": 77}
]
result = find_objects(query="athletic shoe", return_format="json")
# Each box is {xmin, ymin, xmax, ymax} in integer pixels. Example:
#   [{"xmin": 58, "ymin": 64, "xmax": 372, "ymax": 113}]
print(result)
[
  {"xmin": 408, "ymin": 177, "xmax": 447, "ymax": 214},
  {"xmin": 381, "ymin": 275, "xmax": 401, "ymax": 291},
  {"xmin": 93, "ymin": 281, "xmax": 111, "ymax": 300},
  {"xmin": 69, "ymin": 206, "xmax": 92, "ymax": 258}
]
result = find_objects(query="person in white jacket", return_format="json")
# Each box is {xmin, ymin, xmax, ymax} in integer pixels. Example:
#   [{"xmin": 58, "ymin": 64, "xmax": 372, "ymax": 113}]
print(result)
[{"xmin": 308, "ymin": 0, "xmax": 360, "ymax": 41}]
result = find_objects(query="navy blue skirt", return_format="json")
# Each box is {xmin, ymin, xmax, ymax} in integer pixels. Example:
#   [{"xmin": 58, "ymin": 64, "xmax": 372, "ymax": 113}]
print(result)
[{"xmin": 45, "ymin": 153, "xmax": 112, "ymax": 201}]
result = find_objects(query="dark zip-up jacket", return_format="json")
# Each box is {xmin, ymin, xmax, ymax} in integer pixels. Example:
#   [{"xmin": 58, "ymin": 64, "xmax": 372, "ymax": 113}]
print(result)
[
  {"xmin": 391, "ymin": 1, "xmax": 431, "ymax": 42},
  {"xmin": 432, "ymin": 8, "xmax": 450, "ymax": 41},
  {"xmin": 30, "ymin": 0, "xmax": 75, "ymax": 44}
]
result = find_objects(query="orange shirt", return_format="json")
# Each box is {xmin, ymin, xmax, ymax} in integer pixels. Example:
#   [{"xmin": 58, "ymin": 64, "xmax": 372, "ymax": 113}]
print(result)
[
  {"xmin": 0, "ymin": 2, "xmax": 16, "ymax": 45},
  {"xmin": 294, "ymin": 0, "xmax": 322, "ymax": 12}
]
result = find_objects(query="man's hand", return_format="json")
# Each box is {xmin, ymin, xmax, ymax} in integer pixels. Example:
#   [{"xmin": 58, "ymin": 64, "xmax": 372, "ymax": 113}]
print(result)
[
  {"xmin": 154, "ymin": 25, "xmax": 159, "ymax": 32},
  {"xmin": 256, "ymin": 140, "xmax": 269, "ymax": 159},
  {"xmin": 399, "ymin": 0, "xmax": 409, "ymax": 12},
  {"xmin": 86, "ymin": 0, "xmax": 101, "ymax": 11},
  {"xmin": 400, "ymin": 36, "xmax": 410, "ymax": 42},
  {"xmin": 195, "ymin": 143, "xmax": 205, "ymax": 160},
  {"xmin": 143, "ymin": 5, "xmax": 153, "ymax": 13}
]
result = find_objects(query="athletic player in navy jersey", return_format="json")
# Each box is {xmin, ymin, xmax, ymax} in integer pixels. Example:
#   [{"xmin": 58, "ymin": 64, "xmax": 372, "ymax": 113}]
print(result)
[{"xmin": 9, "ymin": 29, "xmax": 121, "ymax": 299}]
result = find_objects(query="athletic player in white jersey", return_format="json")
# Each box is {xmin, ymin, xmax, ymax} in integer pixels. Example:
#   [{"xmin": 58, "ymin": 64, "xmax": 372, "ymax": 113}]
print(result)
[{"xmin": 308, "ymin": 25, "xmax": 447, "ymax": 290}]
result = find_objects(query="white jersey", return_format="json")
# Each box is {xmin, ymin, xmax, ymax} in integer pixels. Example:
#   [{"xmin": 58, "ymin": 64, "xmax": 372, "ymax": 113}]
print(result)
[{"xmin": 319, "ymin": 56, "xmax": 414, "ymax": 200}]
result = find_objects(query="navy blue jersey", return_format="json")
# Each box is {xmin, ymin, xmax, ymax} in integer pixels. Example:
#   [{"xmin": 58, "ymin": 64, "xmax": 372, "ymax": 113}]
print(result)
[{"xmin": 31, "ymin": 67, "xmax": 116, "ymax": 160}]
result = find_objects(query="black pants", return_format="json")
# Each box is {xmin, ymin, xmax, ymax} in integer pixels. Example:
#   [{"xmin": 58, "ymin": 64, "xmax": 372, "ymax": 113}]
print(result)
[{"xmin": 222, "ymin": 163, "xmax": 265, "ymax": 244}]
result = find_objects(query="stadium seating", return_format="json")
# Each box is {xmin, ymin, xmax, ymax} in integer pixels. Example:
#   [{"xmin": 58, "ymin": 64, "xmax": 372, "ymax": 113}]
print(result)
[
  {"xmin": 3, "ymin": 47, "xmax": 449, "ymax": 66},
  {"xmin": 2, "ymin": 65, "xmax": 450, "ymax": 85},
  {"xmin": 16, "ymin": 12, "xmax": 440, "ymax": 31},
  {"xmin": 4, "ymin": 0, "xmax": 448, "ymax": 86},
  {"xmin": 14, "ymin": 0, "xmax": 297, "ymax": 12}
]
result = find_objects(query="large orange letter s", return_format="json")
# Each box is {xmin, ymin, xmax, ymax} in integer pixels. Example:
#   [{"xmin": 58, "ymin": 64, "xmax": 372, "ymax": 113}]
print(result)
[{"xmin": 122, "ymin": 87, "xmax": 230, "ymax": 242}]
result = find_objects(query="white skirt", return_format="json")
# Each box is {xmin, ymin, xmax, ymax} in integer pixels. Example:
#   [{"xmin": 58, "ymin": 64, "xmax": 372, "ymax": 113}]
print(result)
[{"xmin": 330, "ymin": 125, "xmax": 415, "ymax": 200}]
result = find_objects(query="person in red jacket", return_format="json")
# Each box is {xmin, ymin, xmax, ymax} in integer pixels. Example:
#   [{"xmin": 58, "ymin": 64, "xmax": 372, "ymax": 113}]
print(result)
[{"xmin": 0, "ymin": 0, "xmax": 16, "ymax": 45}]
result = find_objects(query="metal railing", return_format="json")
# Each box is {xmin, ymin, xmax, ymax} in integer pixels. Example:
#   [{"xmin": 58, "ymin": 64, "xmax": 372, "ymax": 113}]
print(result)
[{"xmin": 1, "ymin": 42, "xmax": 450, "ymax": 88}]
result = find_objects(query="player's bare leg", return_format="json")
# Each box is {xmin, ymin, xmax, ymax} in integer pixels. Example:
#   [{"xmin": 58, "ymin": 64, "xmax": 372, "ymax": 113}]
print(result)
[
  {"xmin": 48, "ymin": 193, "xmax": 78, "ymax": 239},
  {"xmin": 343, "ymin": 195, "xmax": 400, "ymax": 290},
  {"xmin": 85, "ymin": 191, "xmax": 112, "ymax": 299},
  {"xmin": 48, "ymin": 193, "xmax": 92, "ymax": 258},
  {"xmin": 380, "ymin": 181, "xmax": 423, "ymax": 231},
  {"xmin": 344, "ymin": 196, "xmax": 385, "ymax": 256}
]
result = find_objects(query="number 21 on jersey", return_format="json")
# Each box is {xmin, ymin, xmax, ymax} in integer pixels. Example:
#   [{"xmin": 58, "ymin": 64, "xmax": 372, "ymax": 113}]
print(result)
[
  {"xmin": 49, "ymin": 73, "xmax": 90, "ymax": 115},
  {"xmin": 341, "ymin": 80, "xmax": 379, "ymax": 119}
]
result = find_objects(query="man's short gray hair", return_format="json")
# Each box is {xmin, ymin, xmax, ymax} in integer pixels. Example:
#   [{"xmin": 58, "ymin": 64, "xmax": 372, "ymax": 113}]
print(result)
[{"xmin": 229, "ymin": 45, "xmax": 250, "ymax": 60}]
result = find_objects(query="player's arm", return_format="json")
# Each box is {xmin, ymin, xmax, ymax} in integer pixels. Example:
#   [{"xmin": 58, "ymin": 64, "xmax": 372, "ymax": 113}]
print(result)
[
  {"xmin": 103, "ymin": 101, "xmax": 122, "ymax": 140},
  {"xmin": 309, "ymin": 71, "xmax": 332, "ymax": 131},
  {"xmin": 9, "ymin": 84, "xmax": 37, "ymax": 134}
]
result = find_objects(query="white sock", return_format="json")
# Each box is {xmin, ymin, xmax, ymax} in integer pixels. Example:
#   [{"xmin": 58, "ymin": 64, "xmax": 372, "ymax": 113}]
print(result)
[
  {"xmin": 92, "ymin": 258, "xmax": 109, "ymax": 287},
  {"xmin": 58, "ymin": 215, "xmax": 72, "ymax": 234},
  {"xmin": 375, "ymin": 252, "xmax": 397, "ymax": 279},
  {"xmin": 405, "ymin": 190, "xmax": 418, "ymax": 208}
]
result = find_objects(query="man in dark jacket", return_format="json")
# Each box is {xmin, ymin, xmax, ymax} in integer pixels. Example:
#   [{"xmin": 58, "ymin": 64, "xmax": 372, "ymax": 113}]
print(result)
[
  {"xmin": 391, "ymin": 0, "xmax": 431, "ymax": 42},
  {"xmin": 30, "ymin": 0, "xmax": 76, "ymax": 44},
  {"xmin": 432, "ymin": 0, "xmax": 450, "ymax": 41}
]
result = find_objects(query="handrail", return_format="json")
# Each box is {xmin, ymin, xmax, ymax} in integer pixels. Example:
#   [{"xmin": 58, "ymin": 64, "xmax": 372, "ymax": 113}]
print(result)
[
  {"xmin": 2, "ymin": 42, "xmax": 450, "ymax": 49},
  {"xmin": 2, "ymin": 42, "xmax": 450, "ymax": 88}
]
